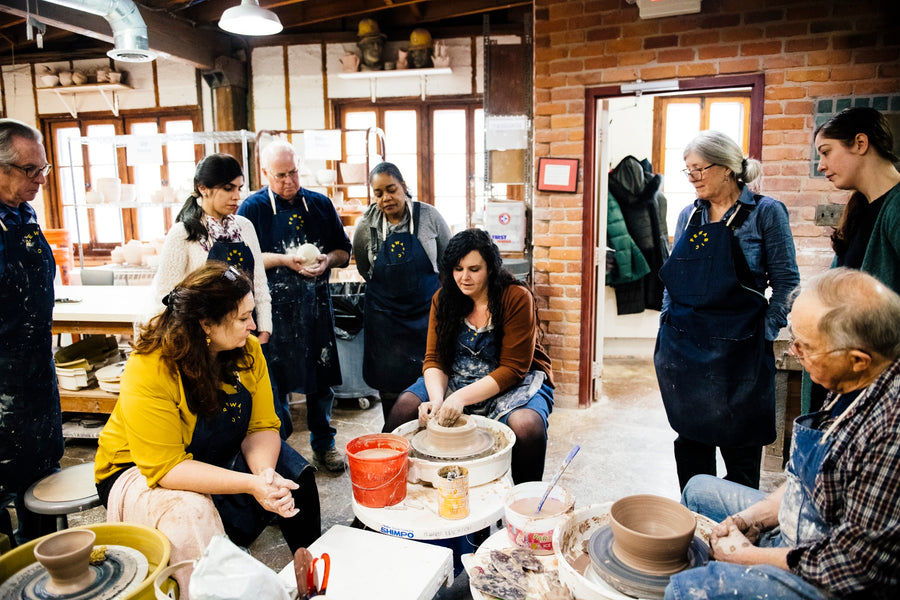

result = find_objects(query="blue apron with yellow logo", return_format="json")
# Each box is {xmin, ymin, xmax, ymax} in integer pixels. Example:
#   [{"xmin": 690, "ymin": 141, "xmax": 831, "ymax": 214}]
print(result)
[
  {"xmin": 654, "ymin": 206, "xmax": 775, "ymax": 447},
  {"xmin": 207, "ymin": 240, "xmax": 255, "ymax": 278}
]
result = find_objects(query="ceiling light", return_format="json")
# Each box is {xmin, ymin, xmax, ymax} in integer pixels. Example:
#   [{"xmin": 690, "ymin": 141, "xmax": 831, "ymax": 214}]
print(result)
[{"xmin": 218, "ymin": 0, "xmax": 283, "ymax": 36}]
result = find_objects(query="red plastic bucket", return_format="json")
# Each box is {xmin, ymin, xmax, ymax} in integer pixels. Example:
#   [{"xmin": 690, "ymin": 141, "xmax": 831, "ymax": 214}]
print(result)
[{"xmin": 346, "ymin": 434, "xmax": 410, "ymax": 508}]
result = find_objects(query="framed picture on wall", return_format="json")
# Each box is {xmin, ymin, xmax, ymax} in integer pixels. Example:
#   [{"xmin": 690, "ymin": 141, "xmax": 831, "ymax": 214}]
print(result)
[{"xmin": 537, "ymin": 157, "xmax": 579, "ymax": 193}]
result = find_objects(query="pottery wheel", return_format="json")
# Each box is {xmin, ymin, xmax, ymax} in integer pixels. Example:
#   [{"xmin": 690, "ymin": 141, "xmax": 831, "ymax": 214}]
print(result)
[
  {"xmin": 0, "ymin": 545, "xmax": 148, "ymax": 600},
  {"xmin": 411, "ymin": 428, "xmax": 495, "ymax": 459},
  {"xmin": 585, "ymin": 524, "xmax": 708, "ymax": 599}
]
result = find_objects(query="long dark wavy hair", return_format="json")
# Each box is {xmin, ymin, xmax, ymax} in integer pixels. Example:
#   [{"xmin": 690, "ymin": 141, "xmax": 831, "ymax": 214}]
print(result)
[
  {"xmin": 815, "ymin": 107, "xmax": 899, "ymax": 256},
  {"xmin": 176, "ymin": 153, "xmax": 244, "ymax": 243},
  {"xmin": 434, "ymin": 229, "xmax": 539, "ymax": 369},
  {"xmin": 135, "ymin": 262, "xmax": 254, "ymax": 417}
]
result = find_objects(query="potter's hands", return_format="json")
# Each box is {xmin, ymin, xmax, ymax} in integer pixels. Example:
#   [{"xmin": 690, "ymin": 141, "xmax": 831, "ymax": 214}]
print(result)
[
  {"xmin": 253, "ymin": 468, "xmax": 299, "ymax": 518},
  {"xmin": 418, "ymin": 401, "xmax": 442, "ymax": 426},
  {"xmin": 713, "ymin": 513, "xmax": 762, "ymax": 544},
  {"xmin": 710, "ymin": 520, "xmax": 756, "ymax": 564},
  {"xmin": 436, "ymin": 394, "xmax": 465, "ymax": 427},
  {"xmin": 300, "ymin": 254, "xmax": 328, "ymax": 278}
]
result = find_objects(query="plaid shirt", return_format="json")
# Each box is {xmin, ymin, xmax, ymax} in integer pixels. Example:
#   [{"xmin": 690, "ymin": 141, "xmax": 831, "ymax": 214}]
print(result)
[{"xmin": 788, "ymin": 357, "xmax": 900, "ymax": 597}]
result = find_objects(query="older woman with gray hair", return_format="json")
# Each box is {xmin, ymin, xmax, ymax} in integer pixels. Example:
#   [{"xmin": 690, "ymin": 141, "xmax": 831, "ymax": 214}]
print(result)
[
  {"xmin": 655, "ymin": 130, "xmax": 800, "ymax": 490},
  {"xmin": 667, "ymin": 268, "xmax": 900, "ymax": 600}
]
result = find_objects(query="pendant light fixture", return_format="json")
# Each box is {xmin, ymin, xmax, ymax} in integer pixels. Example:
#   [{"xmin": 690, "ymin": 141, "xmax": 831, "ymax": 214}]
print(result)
[{"xmin": 218, "ymin": 0, "xmax": 283, "ymax": 36}]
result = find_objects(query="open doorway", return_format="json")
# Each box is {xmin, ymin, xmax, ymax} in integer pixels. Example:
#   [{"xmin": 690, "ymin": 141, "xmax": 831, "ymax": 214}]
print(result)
[{"xmin": 578, "ymin": 74, "xmax": 765, "ymax": 406}]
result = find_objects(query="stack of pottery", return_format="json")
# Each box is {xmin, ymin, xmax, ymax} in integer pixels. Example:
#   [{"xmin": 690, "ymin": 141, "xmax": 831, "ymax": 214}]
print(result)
[{"xmin": 95, "ymin": 178, "xmax": 121, "ymax": 204}]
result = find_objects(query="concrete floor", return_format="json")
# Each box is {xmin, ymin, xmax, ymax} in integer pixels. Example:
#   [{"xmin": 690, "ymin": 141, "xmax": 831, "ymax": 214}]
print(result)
[{"xmin": 55, "ymin": 357, "xmax": 784, "ymax": 599}]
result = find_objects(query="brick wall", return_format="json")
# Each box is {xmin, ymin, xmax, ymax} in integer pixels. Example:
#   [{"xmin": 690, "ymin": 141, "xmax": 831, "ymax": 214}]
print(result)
[{"xmin": 532, "ymin": 0, "xmax": 900, "ymax": 407}]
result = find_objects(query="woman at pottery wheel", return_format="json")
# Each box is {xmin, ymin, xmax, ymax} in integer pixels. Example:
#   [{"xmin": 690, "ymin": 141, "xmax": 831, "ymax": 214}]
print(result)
[
  {"xmin": 666, "ymin": 269, "xmax": 900, "ymax": 600},
  {"xmin": 384, "ymin": 228, "xmax": 554, "ymax": 483},
  {"xmin": 94, "ymin": 262, "xmax": 320, "ymax": 596}
]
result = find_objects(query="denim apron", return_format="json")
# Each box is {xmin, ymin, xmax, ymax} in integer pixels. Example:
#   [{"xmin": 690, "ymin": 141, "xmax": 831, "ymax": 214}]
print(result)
[
  {"xmin": 449, "ymin": 323, "xmax": 546, "ymax": 421},
  {"xmin": 655, "ymin": 205, "xmax": 775, "ymax": 446},
  {"xmin": 777, "ymin": 408, "xmax": 845, "ymax": 547},
  {"xmin": 186, "ymin": 378, "xmax": 310, "ymax": 546},
  {"xmin": 207, "ymin": 239, "xmax": 255, "ymax": 278},
  {"xmin": 363, "ymin": 202, "xmax": 439, "ymax": 392},
  {"xmin": 264, "ymin": 189, "xmax": 340, "ymax": 395},
  {"xmin": 0, "ymin": 220, "xmax": 64, "ymax": 491}
]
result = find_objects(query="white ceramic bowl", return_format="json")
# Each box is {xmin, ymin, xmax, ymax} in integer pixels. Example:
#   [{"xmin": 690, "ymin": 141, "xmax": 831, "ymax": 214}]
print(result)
[
  {"xmin": 40, "ymin": 74, "xmax": 60, "ymax": 87},
  {"xmin": 316, "ymin": 169, "xmax": 337, "ymax": 186},
  {"xmin": 95, "ymin": 178, "xmax": 121, "ymax": 204}
]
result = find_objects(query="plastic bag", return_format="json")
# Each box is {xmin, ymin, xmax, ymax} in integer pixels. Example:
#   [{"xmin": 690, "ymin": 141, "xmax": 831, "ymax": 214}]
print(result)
[{"xmin": 190, "ymin": 535, "xmax": 291, "ymax": 600}]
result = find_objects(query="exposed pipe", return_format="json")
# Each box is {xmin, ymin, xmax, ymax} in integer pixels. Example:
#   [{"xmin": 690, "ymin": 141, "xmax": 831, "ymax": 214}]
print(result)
[{"xmin": 45, "ymin": 0, "xmax": 156, "ymax": 62}]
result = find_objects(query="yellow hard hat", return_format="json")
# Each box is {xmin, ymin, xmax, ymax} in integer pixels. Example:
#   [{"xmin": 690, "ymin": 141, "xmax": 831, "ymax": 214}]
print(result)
[
  {"xmin": 357, "ymin": 18, "xmax": 385, "ymax": 40},
  {"xmin": 408, "ymin": 28, "xmax": 433, "ymax": 50}
]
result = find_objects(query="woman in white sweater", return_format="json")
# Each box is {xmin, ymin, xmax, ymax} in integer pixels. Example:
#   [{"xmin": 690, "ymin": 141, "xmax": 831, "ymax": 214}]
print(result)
[{"xmin": 150, "ymin": 153, "xmax": 272, "ymax": 342}]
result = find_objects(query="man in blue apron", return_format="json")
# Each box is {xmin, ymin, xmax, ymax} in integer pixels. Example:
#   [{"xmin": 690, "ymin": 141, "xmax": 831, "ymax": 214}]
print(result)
[
  {"xmin": 665, "ymin": 269, "xmax": 900, "ymax": 600},
  {"xmin": 0, "ymin": 119, "xmax": 63, "ymax": 544},
  {"xmin": 238, "ymin": 141, "xmax": 351, "ymax": 472}
]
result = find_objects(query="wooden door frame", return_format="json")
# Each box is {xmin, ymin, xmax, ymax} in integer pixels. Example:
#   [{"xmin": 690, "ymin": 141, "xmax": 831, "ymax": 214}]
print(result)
[{"xmin": 577, "ymin": 73, "xmax": 765, "ymax": 407}]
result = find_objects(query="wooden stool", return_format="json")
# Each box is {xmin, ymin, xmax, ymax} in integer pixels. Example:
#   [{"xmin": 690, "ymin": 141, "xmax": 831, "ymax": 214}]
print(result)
[{"xmin": 23, "ymin": 463, "xmax": 101, "ymax": 531}]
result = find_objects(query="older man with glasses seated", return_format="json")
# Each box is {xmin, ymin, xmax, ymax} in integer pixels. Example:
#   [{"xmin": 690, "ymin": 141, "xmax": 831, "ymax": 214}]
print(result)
[{"xmin": 666, "ymin": 268, "xmax": 900, "ymax": 600}]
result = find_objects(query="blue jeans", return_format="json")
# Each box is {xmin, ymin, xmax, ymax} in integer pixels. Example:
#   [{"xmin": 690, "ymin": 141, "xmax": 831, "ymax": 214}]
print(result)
[
  {"xmin": 664, "ymin": 475, "xmax": 831, "ymax": 600},
  {"xmin": 305, "ymin": 385, "xmax": 337, "ymax": 454}
]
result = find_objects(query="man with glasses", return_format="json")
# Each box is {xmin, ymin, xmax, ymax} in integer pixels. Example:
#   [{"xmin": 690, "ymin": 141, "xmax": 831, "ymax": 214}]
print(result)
[
  {"xmin": 238, "ymin": 141, "xmax": 351, "ymax": 471},
  {"xmin": 0, "ymin": 118, "xmax": 63, "ymax": 544},
  {"xmin": 667, "ymin": 268, "xmax": 900, "ymax": 600}
]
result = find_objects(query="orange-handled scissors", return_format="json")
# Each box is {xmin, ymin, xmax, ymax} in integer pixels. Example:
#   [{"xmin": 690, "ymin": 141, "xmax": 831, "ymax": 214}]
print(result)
[{"xmin": 306, "ymin": 552, "xmax": 330, "ymax": 597}]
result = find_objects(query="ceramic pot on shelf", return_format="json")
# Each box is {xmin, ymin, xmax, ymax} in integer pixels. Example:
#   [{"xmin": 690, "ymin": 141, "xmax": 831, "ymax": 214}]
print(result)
[
  {"xmin": 58, "ymin": 71, "xmax": 73, "ymax": 86},
  {"xmin": 108, "ymin": 71, "xmax": 123, "ymax": 84},
  {"xmin": 40, "ymin": 73, "xmax": 60, "ymax": 87},
  {"xmin": 71, "ymin": 71, "xmax": 88, "ymax": 85}
]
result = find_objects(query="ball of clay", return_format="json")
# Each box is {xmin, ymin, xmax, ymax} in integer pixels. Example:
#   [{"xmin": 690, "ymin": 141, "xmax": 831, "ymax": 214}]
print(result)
[{"xmin": 295, "ymin": 243, "xmax": 320, "ymax": 266}]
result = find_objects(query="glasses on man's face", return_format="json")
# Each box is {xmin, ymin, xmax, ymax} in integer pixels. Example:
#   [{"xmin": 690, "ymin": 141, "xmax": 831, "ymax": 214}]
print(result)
[
  {"xmin": 222, "ymin": 265, "xmax": 241, "ymax": 282},
  {"xmin": 3, "ymin": 162, "xmax": 53, "ymax": 179},
  {"xmin": 681, "ymin": 164, "xmax": 718, "ymax": 181},
  {"xmin": 271, "ymin": 168, "xmax": 299, "ymax": 182},
  {"xmin": 787, "ymin": 328, "xmax": 850, "ymax": 361}
]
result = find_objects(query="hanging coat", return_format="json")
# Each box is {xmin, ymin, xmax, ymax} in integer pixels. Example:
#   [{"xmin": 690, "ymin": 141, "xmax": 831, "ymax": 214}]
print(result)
[
  {"xmin": 0, "ymin": 220, "xmax": 64, "ymax": 491},
  {"xmin": 362, "ymin": 202, "xmax": 440, "ymax": 392}
]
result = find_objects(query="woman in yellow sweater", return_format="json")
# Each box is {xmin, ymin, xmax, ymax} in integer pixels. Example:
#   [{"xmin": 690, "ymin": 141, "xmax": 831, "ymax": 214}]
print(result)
[
  {"xmin": 94, "ymin": 262, "xmax": 319, "ymax": 594},
  {"xmin": 384, "ymin": 229, "xmax": 554, "ymax": 483}
]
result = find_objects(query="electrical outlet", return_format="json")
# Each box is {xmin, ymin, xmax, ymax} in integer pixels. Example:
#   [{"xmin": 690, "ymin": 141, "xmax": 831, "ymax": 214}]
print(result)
[{"xmin": 815, "ymin": 204, "xmax": 844, "ymax": 227}]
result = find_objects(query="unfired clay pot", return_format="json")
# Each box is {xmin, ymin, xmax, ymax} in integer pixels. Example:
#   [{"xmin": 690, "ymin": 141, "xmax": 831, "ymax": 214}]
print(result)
[
  {"xmin": 425, "ymin": 414, "xmax": 479, "ymax": 453},
  {"xmin": 608, "ymin": 494, "xmax": 696, "ymax": 575},
  {"xmin": 33, "ymin": 529, "xmax": 96, "ymax": 595}
]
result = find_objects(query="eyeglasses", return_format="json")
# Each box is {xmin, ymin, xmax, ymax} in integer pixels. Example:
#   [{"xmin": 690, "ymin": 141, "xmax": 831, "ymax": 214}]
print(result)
[
  {"xmin": 222, "ymin": 265, "xmax": 241, "ymax": 282},
  {"xmin": 3, "ymin": 162, "xmax": 52, "ymax": 179},
  {"xmin": 681, "ymin": 164, "xmax": 718, "ymax": 181},
  {"xmin": 787, "ymin": 330, "xmax": 850, "ymax": 361},
  {"xmin": 271, "ymin": 168, "xmax": 299, "ymax": 182}
]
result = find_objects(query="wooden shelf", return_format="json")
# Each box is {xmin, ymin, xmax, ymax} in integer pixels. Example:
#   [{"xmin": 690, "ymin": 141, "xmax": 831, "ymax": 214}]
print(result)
[
  {"xmin": 59, "ymin": 384, "xmax": 118, "ymax": 414},
  {"xmin": 38, "ymin": 83, "xmax": 132, "ymax": 117},
  {"xmin": 337, "ymin": 67, "xmax": 452, "ymax": 101}
]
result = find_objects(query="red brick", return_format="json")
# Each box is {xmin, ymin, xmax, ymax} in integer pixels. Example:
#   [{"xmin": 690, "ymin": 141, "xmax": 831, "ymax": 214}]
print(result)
[
  {"xmin": 762, "ymin": 177, "xmax": 802, "ymax": 192},
  {"xmin": 784, "ymin": 100, "xmax": 814, "ymax": 115},
  {"xmin": 699, "ymin": 14, "xmax": 741, "ymax": 29},
  {"xmin": 550, "ymin": 30, "xmax": 586, "ymax": 46},
  {"xmin": 744, "ymin": 9, "xmax": 785, "ymax": 24},
  {"xmin": 552, "ymin": 58, "xmax": 586, "ymax": 73},
  {"xmin": 875, "ymin": 63, "xmax": 900, "ymax": 80},
  {"xmin": 807, "ymin": 50, "xmax": 852, "ymax": 67},
  {"xmin": 830, "ymin": 65, "xmax": 877, "ymax": 81},
  {"xmin": 549, "ymin": 220, "xmax": 583, "ymax": 234},
  {"xmin": 657, "ymin": 48, "xmax": 696, "ymax": 63},
  {"xmin": 765, "ymin": 71, "xmax": 785, "ymax": 85},
  {"xmin": 718, "ymin": 57, "xmax": 761, "ymax": 74},
  {"xmin": 854, "ymin": 79, "xmax": 900, "ymax": 95},
  {"xmin": 551, "ymin": 86, "xmax": 583, "ymax": 101},
  {"xmin": 660, "ymin": 17, "xmax": 703, "ymax": 34},
  {"xmin": 644, "ymin": 35, "xmax": 679, "ymax": 49},
  {"xmin": 764, "ymin": 101, "xmax": 784, "ymax": 116},
  {"xmin": 761, "ymin": 144, "xmax": 809, "ymax": 161},
  {"xmin": 534, "ymin": 74, "xmax": 568, "ymax": 89},
  {"xmin": 584, "ymin": 55, "xmax": 618, "ymax": 70},
  {"xmin": 763, "ymin": 54, "xmax": 806, "ymax": 69},
  {"xmin": 698, "ymin": 45, "xmax": 739, "ymax": 60},
  {"xmin": 599, "ymin": 66, "xmax": 640, "ymax": 83},
  {"xmin": 568, "ymin": 129, "xmax": 585, "ymax": 142},
  {"xmin": 785, "ymin": 68, "xmax": 829, "ymax": 83},
  {"xmin": 832, "ymin": 33, "xmax": 878, "ymax": 50},
  {"xmin": 549, "ymin": 142, "xmax": 585, "ymax": 156},
  {"xmin": 640, "ymin": 65, "xmax": 678, "ymax": 80},
  {"xmin": 854, "ymin": 47, "xmax": 900, "ymax": 64},
  {"xmin": 766, "ymin": 116, "xmax": 808, "ymax": 131},
  {"xmin": 681, "ymin": 31, "xmax": 720, "ymax": 46},
  {"xmin": 621, "ymin": 21, "xmax": 661, "ymax": 39},
  {"xmin": 535, "ymin": 129, "xmax": 567, "ymax": 143},
  {"xmin": 534, "ymin": 102, "xmax": 567, "ymax": 116},
  {"xmin": 586, "ymin": 27, "xmax": 621, "ymax": 42},
  {"xmin": 548, "ymin": 2, "xmax": 583, "ymax": 19},
  {"xmin": 605, "ymin": 38, "xmax": 642, "ymax": 53},
  {"xmin": 569, "ymin": 45, "xmax": 605, "ymax": 58},
  {"xmin": 805, "ymin": 82, "xmax": 854, "ymax": 96},
  {"xmin": 785, "ymin": 37, "xmax": 829, "ymax": 53},
  {"xmin": 677, "ymin": 62, "xmax": 718, "ymax": 77},
  {"xmin": 618, "ymin": 51, "xmax": 657, "ymax": 66},
  {"xmin": 784, "ymin": 131, "xmax": 814, "ymax": 145},
  {"xmin": 765, "ymin": 23, "xmax": 809, "ymax": 38},
  {"xmin": 762, "ymin": 131, "xmax": 782, "ymax": 146},
  {"xmin": 585, "ymin": 0, "xmax": 622, "ymax": 13},
  {"xmin": 809, "ymin": 20, "xmax": 853, "ymax": 34},
  {"xmin": 536, "ymin": 47, "xmax": 568, "ymax": 62},
  {"xmin": 549, "ymin": 248, "xmax": 582, "ymax": 263},
  {"xmin": 741, "ymin": 41, "xmax": 783, "ymax": 56},
  {"xmin": 785, "ymin": 4, "xmax": 820, "ymax": 21},
  {"xmin": 722, "ymin": 28, "xmax": 765, "ymax": 43}
]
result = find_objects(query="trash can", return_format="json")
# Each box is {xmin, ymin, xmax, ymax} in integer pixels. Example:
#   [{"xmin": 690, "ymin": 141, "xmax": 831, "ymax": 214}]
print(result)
[{"xmin": 330, "ymin": 281, "xmax": 379, "ymax": 409}]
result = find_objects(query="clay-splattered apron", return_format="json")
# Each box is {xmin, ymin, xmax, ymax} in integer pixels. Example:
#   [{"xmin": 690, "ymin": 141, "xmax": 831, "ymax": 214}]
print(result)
[
  {"xmin": 363, "ymin": 202, "xmax": 439, "ymax": 392},
  {"xmin": 0, "ymin": 220, "xmax": 64, "ymax": 490},
  {"xmin": 654, "ymin": 205, "xmax": 775, "ymax": 447},
  {"xmin": 264, "ymin": 190, "xmax": 340, "ymax": 395},
  {"xmin": 449, "ymin": 323, "xmax": 546, "ymax": 421},
  {"xmin": 207, "ymin": 239, "xmax": 255, "ymax": 278}
]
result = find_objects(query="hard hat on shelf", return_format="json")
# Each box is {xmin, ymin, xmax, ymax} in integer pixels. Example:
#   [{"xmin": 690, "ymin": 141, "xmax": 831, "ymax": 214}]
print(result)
[{"xmin": 408, "ymin": 28, "xmax": 433, "ymax": 50}]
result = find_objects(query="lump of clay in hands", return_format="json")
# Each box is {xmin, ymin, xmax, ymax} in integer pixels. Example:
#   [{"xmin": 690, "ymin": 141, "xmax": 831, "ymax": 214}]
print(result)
[{"xmin": 291, "ymin": 243, "xmax": 320, "ymax": 266}]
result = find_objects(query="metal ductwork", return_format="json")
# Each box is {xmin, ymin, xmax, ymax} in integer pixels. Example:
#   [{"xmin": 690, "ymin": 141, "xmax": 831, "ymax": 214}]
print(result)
[{"xmin": 45, "ymin": 0, "xmax": 156, "ymax": 62}]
